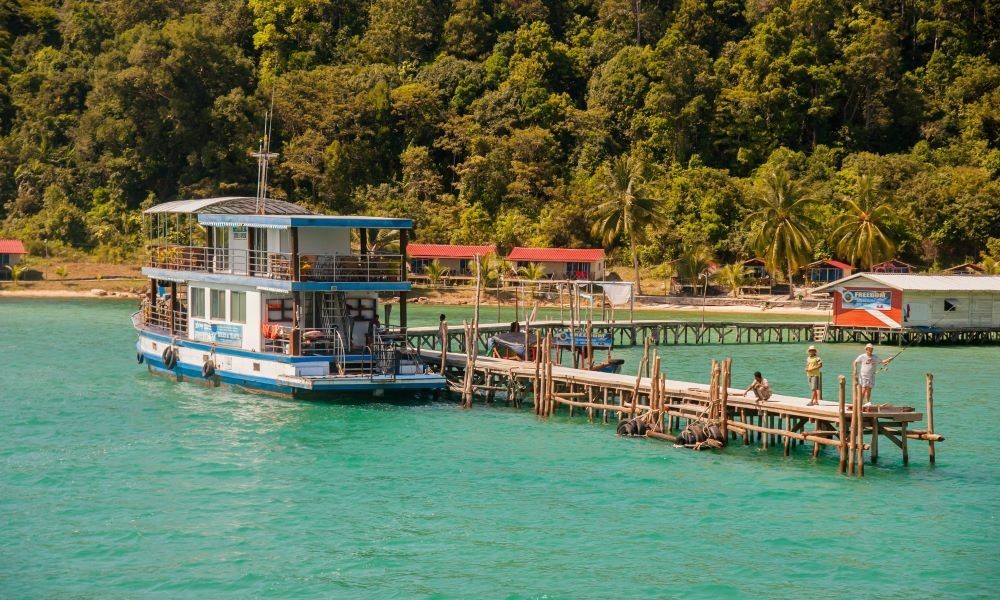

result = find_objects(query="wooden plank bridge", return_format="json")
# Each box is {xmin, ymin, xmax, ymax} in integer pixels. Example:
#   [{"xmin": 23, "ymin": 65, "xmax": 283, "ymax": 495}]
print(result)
[
  {"xmin": 415, "ymin": 343, "xmax": 943, "ymax": 477},
  {"xmin": 405, "ymin": 320, "xmax": 822, "ymax": 354}
]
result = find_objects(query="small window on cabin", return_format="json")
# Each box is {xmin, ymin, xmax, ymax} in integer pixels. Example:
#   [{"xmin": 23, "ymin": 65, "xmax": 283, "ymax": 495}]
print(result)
[
  {"xmin": 210, "ymin": 289, "xmax": 227, "ymax": 320},
  {"xmin": 190, "ymin": 287, "xmax": 205, "ymax": 318},
  {"xmin": 944, "ymin": 299, "xmax": 959, "ymax": 312},
  {"xmin": 231, "ymin": 291, "xmax": 247, "ymax": 323}
]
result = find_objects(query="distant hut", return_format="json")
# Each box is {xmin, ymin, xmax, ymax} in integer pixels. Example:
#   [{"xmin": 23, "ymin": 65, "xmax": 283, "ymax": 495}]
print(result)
[
  {"xmin": 806, "ymin": 259, "xmax": 853, "ymax": 284},
  {"xmin": 943, "ymin": 262, "xmax": 985, "ymax": 276},
  {"xmin": 407, "ymin": 244, "xmax": 496, "ymax": 282},
  {"xmin": 871, "ymin": 259, "xmax": 916, "ymax": 274},
  {"xmin": 506, "ymin": 248, "xmax": 606, "ymax": 280},
  {"xmin": 0, "ymin": 239, "xmax": 26, "ymax": 280}
]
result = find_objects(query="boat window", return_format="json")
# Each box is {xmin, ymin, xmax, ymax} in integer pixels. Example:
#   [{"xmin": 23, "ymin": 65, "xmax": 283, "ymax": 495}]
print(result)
[
  {"xmin": 190, "ymin": 287, "xmax": 205, "ymax": 318},
  {"xmin": 231, "ymin": 291, "xmax": 246, "ymax": 323},
  {"xmin": 210, "ymin": 289, "xmax": 227, "ymax": 320}
]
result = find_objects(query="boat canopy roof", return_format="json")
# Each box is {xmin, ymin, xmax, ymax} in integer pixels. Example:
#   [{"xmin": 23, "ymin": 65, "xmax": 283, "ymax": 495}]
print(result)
[{"xmin": 144, "ymin": 197, "xmax": 314, "ymax": 215}]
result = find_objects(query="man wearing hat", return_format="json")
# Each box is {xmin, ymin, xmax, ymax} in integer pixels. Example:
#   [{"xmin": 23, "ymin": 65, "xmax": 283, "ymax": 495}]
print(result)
[
  {"xmin": 805, "ymin": 345, "xmax": 823, "ymax": 405},
  {"xmin": 854, "ymin": 343, "xmax": 894, "ymax": 405}
]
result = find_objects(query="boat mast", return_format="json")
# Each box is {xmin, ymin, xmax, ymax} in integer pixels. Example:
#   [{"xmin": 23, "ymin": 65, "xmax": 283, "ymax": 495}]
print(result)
[{"xmin": 252, "ymin": 90, "xmax": 279, "ymax": 215}]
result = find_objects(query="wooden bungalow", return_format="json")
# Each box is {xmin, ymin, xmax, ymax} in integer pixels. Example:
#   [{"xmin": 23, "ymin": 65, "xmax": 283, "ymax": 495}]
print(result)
[
  {"xmin": 807, "ymin": 259, "xmax": 853, "ymax": 284},
  {"xmin": 943, "ymin": 262, "xmax": 985, "ymax": 276},
  {"xmin": 0, "ymin": 239, "xmax": 26, "ymax": 280},
  {"xmin": 507, "ymin": 247, "xmax": 606, "ymax": 280},
  {"xmin": 871, "ymin": 259, "xmax": 916, "ymax": 274},
  {"xmin": 407, "ymin": 244, "xmax": 496, "ymax": 282}
]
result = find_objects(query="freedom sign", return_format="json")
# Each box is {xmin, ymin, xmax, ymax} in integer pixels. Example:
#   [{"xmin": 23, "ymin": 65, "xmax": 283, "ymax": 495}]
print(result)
[{"xmin": 841, "ymin": 288, "xmax": 892, "ymax": 310}]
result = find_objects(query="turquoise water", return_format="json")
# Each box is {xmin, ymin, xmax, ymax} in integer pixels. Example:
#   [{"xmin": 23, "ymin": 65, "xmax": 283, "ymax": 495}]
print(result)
[{"xmin": 1, "ymin": 299, "xmax": 998, "ymax": 598}]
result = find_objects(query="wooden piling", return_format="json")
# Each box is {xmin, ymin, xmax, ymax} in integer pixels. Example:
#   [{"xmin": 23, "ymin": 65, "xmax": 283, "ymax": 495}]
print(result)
[
  {"xmin": 837, "ymin": 375, "xmax": 847, "ymax": 474},
  {"xmin": 926, "ymin": 372, "xmax": 935, "ymax": 464}
]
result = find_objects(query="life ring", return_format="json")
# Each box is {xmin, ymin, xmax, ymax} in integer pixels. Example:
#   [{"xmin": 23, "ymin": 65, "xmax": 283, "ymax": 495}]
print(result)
[
  {"xmin": 202, "ymin": 360, "xmax": 216, "ymax": 378},
  {"xmin": 162, "ymin": 346, "xmax": 177, "ymax": 370},
  {"xmin": 137, "ymin": 351, "xmax": 144, "ymax": 364}
]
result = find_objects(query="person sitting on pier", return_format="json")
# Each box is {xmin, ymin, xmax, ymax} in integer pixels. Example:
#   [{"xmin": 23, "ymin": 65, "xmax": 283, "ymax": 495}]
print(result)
[
  {"xmin": 854, "ymin": 343, "xmax": 894, "ymax": 406},
  {"xmin": 805, "ymin": 345, "xmax": 823, "ymax": 405},
  {"xmin": 743, "ymin": 371, "xmax": 773, "ymax": 402}
]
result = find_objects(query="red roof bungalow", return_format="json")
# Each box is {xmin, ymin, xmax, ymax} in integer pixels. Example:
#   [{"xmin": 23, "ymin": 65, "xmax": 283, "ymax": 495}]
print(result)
[
  {"xmin": 507, "ymin": 247, "xmax": 605, "ymax": 280},
  {"xmin": 871, "ymin": 259, "xmax": 916, "ymax": 274},
  {"xmin": 407, "ymin": 244, "xmax": 496, "ymax": 279},
  {"xmin": 943, "ymin": 262, "xmax": 985, "ymax": 276},
  {"xmin": 0, "ymin": 239, "xmax": 26, "ymax": 279},
  {"xmin": 807, "ymin": 259, "xmax": 853, "ymax": 284}
]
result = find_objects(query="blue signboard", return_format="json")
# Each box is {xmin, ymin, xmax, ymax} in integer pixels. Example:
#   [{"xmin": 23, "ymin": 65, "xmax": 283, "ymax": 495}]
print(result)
[
  {"xmin": 192, "ymin": 320, "xmax": 243, "ymax": 346},
  {"xmin": 841, "ymin": 288, "xmax": 892, "ymax": 310}
]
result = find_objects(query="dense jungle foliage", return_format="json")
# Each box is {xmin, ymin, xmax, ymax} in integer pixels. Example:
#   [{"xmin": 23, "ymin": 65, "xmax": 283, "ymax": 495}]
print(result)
[{"xmin": 0, "ymin": 0, "xmax": 998, "ymax": 274}]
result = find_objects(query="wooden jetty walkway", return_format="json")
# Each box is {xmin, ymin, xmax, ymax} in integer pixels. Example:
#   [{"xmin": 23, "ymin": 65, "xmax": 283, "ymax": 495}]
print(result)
[
  {"xmin": 406, "ymin": 320, "xmax": 822, "ymax": 352},
  {"xmin": 416, "ymin": 341, "xmax": 944, "ymax": 477}
]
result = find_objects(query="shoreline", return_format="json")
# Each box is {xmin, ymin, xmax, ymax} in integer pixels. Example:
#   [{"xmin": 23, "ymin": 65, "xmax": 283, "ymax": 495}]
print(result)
[{"xmin": 0, "ymin": 288, "xmax": 828, "ymax": 316}]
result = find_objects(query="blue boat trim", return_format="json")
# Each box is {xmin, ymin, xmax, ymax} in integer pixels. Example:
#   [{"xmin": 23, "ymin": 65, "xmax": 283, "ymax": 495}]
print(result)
[
  {"xmin": 143, "ymin": 353, "xmax": 446, "ymax": 395},
  {"xmin": 142, "ymin": 268, "xmax": 411, "ymax": 292}
]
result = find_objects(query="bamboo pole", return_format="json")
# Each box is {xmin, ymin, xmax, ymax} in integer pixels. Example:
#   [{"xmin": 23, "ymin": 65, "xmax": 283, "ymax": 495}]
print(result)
[
  {"xmin": 646, "ymin": 430, "xmax": 678, "ymax": 443},
  {"xmin": 926, "ymin": 372, "xmax": 936, "ymax": 464},
  {"xmin": 642, "ymin": 336, "xmax": 650, "ymax": 378},
  {"xmin": 726, "ymin": 420, "xmax": 857, "ymax": 448},
  {"xmin": 533, "ymin": 331, "xmax": 541, "ymax": 415},
  {"xmin": 849, "ymin": 362, "xmax": 858, "ymax": 475},
  {"xmin": 838, "ymin": 375, "xmax": 847, "ymax": 474},
  {"xmin": 720, "ymin": 358, "xmax": 730, "ymax": 442},
  {"xmin": 586, "ymin": 319, "xmax": 594, "ymax": 370}
]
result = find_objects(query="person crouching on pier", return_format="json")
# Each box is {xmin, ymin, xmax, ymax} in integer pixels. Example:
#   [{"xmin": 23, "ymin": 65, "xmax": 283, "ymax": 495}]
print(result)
[
  {"xmin": 743, "ymin": 372, "xmax": 773, "ymax": 403},
  {"xmin": 805, "ymin": 345, "xmax": 823, "ymax": 405},
  {"xmin": 854, "ymin": 343, "xmax": 894, "ymax": 406}
]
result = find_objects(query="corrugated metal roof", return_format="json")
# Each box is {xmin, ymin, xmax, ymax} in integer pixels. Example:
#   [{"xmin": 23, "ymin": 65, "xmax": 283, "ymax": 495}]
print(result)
[
  {"xmin": 144, "ymin": 197, "xmax": 314, "ymax": 215},
  {"xmin": 0, "ymin": 239, "xmax": 26, "ymax": 254},
  {"xmin": 808, "ymin": 259, "xmax": 853, "ymax": 270},
  {"xmin": 408, "ymin": 244, "xmax": 496, "ymax": 259},
  {"xmin": 507, "ymin": 247, "xmax": 605, "ymax": 262},
  {"xmin": 814, "ymin": 273, "xmax": 1000, "ymax": 292}
]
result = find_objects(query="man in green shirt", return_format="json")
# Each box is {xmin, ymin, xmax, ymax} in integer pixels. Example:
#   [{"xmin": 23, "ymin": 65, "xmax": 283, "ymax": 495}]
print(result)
[{"xmin": 805, "ymin": 345, "xmax": 823, "ymax": 405}]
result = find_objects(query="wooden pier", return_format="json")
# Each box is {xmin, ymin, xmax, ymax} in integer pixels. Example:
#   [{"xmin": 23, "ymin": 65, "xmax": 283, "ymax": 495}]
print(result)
[
  {"xmin": 406, "ymin": 320, "xmax": 822, "ymax": 353},
  {"xmin": 416, "ymin": 340, "xmax": 944, "ymax": 476}
]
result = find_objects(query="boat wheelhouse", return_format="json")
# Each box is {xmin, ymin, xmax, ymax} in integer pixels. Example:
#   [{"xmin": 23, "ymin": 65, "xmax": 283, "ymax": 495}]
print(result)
[{"xmin": 134, "ymin": 196, "xmax": 446, "ymax": 398}]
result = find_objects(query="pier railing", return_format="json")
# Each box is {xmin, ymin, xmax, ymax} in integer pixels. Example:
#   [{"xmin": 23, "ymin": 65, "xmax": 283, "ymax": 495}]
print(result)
[{"xmin": 147, "ymin": 245, "xmax": 402, "ymax": 283}]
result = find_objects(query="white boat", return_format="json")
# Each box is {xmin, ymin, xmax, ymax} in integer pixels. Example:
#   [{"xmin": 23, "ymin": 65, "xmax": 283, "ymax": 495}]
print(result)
[{"xmin": 133, "ymin": 196, "xmax": 446, "ymax": 399}]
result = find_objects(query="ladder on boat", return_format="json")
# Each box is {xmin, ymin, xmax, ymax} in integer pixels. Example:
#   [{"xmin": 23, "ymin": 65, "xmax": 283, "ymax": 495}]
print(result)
[{"xmin": 320, "ymin": 292, "xmax": 350, "ymax": 337}]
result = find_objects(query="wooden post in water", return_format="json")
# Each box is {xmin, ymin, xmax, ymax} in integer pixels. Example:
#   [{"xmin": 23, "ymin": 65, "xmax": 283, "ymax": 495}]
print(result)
[
  {"xmin": 837, "ymin": 375, "xmax": 847, "ymax": 474},
  {"xmin": 533, "ymin": 330, "xmax": 541, "ymax": 415},
  {"xmin": 586, "ymin": 319, "xmax": 594, "ymax": 370},
  {"xmin": 926, "ymin": 372, "xmax": 936, "ymax": 464},
  {"xmin": 848, "ymin": 362, "xmax": 858, "ymax": 475},
  {"xmin": 720, "ymin": 358, "xmax": 730, "ymax": 442}
]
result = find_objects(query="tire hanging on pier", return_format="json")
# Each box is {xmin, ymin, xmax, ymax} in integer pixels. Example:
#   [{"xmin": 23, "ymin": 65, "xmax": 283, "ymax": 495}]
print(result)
[
  {"xmin": 202, "ymin": 359, "xmax": 216, "ymax": 378},
  {"xmin": 616, "ymin": 418, "xmax": 648, "ymax": 437},
  {"xmin": 137, "ymin": 352, "xmax": 144, "ymax": 364}
]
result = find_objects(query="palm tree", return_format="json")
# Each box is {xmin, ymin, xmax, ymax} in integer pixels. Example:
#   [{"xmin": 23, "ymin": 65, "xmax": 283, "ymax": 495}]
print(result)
[
  {"xmin": 422, "ymin": 259, "xmax": 449, "ymax": 287},
  {"xmin": 980, "ymin": 257, "xmax": 1000, "ymax": 274},
  {"xmin": 675, "ymin": 244, "xmax": 714, "ymax": 292},
  {"xmin": 747, "ymin": 167, "xmax": 816, "ymax": 297},
  {"xmin": 517, "ymin": 262, "xmax": 546, "ymax": 281},
  {"xmin": 591, "ymin": 154, "xmax": 664, "ymax": 295},
  {"xmin": 5, "ymin": 264, "xmax": 26, "ymax": 284},
  {"xmin": 830, "ymin": 174, "xmax": 899, "ymax": 270},
  {"xmin": 713, "ymin": 263, "xmax": 750, "ymax": 298},
  {"xmin": 475, "ymin": 254, "xmax": 511, "ymax": 287}
]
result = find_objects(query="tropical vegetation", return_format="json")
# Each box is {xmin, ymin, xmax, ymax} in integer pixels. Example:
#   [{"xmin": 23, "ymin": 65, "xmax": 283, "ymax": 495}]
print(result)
[{"xmin": 0, "ymin": 1, "xmax": 997, "ymax": 280}]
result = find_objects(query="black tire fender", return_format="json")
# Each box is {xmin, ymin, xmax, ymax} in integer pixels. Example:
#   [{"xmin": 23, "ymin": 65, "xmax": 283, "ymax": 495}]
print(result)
[{"xmin": 202, "ymin": 360, "xmax": 216, "ymax": 378}]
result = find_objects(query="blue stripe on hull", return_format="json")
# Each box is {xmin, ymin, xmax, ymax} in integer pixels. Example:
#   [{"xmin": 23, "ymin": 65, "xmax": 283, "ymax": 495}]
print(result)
[{"xmin": 141, "ymin": 353, "xmax": 446, "ymax": 400}]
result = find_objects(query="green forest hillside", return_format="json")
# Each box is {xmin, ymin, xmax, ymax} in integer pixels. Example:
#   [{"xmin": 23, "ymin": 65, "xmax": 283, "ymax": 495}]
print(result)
[{"xmin": 1, "ymin": 0, "xmax": 998, "ymax": 275}]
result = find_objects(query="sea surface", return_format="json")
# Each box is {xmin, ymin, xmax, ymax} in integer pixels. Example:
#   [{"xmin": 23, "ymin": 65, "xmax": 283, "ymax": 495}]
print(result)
[{"xmin": 1, "ymin": 299, "xmax": 997, "ymax": 598}]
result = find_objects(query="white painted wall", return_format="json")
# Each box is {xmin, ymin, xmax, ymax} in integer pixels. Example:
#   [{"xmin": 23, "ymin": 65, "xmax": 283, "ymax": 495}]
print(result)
[
  {"xmin": 902, "ymin": 291, "xmax": 1000, "ymax": 328},
  {"xmin": 299, "ymin": 227, "xmax": 350, "ymax": 255}
]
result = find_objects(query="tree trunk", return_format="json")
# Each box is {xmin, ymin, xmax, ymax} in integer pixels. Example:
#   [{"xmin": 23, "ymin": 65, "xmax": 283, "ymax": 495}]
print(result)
[
  {"xmin": 631, "ymin": 236, "xmax": 642, "ymax": 296},
  {"xmin": 787, "ymin": 261, "xmax": 796, "ymax": 299}
]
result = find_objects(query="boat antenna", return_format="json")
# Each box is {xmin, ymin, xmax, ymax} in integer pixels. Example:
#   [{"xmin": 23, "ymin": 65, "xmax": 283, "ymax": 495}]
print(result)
[{"xmin": 252, "ymin": 88, "xmax": 279, "ymax": 215}]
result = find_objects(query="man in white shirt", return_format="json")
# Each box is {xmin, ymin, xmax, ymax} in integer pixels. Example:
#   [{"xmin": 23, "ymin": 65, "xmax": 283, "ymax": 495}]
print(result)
[
  {"xmin": 743, "ymin": 371, "xmax": 772, "ymax": 403},
  {"xmin": 854, "ymin": 343, "xmax": 894, "ymax": 405}
]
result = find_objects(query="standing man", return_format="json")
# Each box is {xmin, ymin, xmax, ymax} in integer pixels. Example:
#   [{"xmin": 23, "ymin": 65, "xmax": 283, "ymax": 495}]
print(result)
[
  {"xmin": 854, "ymin": 343, "xmax": 894, "ymax": 405},
  {"xmin": 805, "ymin": 345, "xmax": 823, "ymax": 405}
]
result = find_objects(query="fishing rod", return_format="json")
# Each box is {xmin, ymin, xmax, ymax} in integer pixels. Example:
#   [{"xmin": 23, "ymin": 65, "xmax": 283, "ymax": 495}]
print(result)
[{"xmin": 877, "ymin": 312, "xmax": 949, "ymax": 373}]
